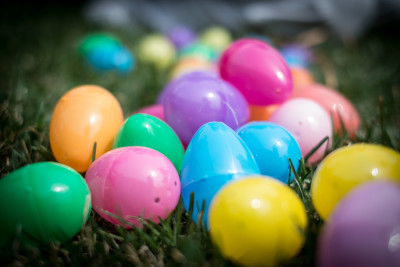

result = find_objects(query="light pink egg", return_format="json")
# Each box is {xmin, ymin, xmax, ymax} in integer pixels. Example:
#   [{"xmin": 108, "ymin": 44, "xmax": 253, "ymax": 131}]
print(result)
[
  {"xmin": 269, "ymin": 98, "xmax": 332, "ymax": 164},
  {"xmin": 292, "ymin": 84, "xmax": 360, "ymax": 137}
]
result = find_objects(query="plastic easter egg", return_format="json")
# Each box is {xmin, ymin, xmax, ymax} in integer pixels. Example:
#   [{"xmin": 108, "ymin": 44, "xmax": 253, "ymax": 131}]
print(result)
[
  {"xmin": 311, "ymin": 143, "xmax": 400, "ymax": 221},
  {"xmin": 135, "ymin": 104, "xmax": 165, "ymax": 122},
  {"xmin": 291, "ymin": 67, "xmax": 314, "ymax": 90},
  {"xmin": 249, "ymin": 104, "xmax": 279, "ymax": 122},
  {"xmin": 50, "ymin": 85, "xmax": 123, "ymax": 172},
  {"xmin": 163, "ymin": 72, "xmax": 249, "ymax": 145},
  {"xmin": 318, "ymin": 180, "xmax": 400, "ymax": 267},
  {"xmin": 112, "ymin": 114, "xmax": 185, "ymax": 173},
  {"xmin": 292, "ymin": 84, "xmax": 360, "ymax": 136},
  {"xmin": 179, "ymin": 42, "xmax": 218, "ymax": 62},
  {"xmin": 137, "ymin": 34, "xmax": 176, "ymax": 69},
  {"xmin": 208, "ymin": 176, "xmax": 308, "ymax": 267},
  {"xmin": 237, "ymin": 122, "xmax": 301, "ymax": 183},
  {"xmin": 269, "ymin": 98, "xmax": 332, "ymax": 164},
  {"xmin": 200, "ymin": 26, "xmax": 232, "ymax": 52},
  {"xmin": 86, "ymin": 46, "xmax": 134, "ymax": 73},
  {"xmin": 181, "ymin": 122, "xmax": 260, "ymax": 225},
  {"xmin": 170, "ymin": 57, "xmax": 216, "ymax": 79},
  {"xmin": 85, "ymin": 146, "xmax": 180, "ymax": 227},
  {"xmin": 219, "ymin": 39, "xmax": 293, "ymax": 106},
  {"xmin": 279, "ymin": 44, "xmax": 312, "ymax": 68},
  {"xmin": 78, "ymin": 32, "xmax": 121, "ymax": 56},
  {"xmin": 158, "ymin": 71, "xmax": 217, "ymax": 105},
  {"xmin": 166, "ymin": 25, "xmax": 197, "ymax": 50},
  {"xmin": 0, "ymin": 162, "xmax": 91, "ymax": 247}
]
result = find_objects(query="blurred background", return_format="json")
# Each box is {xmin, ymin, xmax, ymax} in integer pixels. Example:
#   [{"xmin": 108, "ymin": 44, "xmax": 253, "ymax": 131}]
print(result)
[{"xmin": 2, "ymin": 0, "xmax": 400, "ymax": 37}]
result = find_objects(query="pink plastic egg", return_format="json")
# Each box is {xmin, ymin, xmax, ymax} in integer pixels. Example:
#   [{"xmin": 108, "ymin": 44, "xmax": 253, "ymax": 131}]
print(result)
[
  {"xmin": 292, "ymin": 84, "xmax": 360, "ymax": 137},
  {"xmin": 85, "ymin": 146, "xmax": 180, "ymax": 227},
  {"xmin": 219, "ymin": 38, "xmax": 292, "ymax": 106},
  {"xmin": 269, "ymin": 98, "xmax": 332, "ymax": 164},
  {"xmin": 135, "ymin": 104, "xmax": 165, "ymax": 122}
]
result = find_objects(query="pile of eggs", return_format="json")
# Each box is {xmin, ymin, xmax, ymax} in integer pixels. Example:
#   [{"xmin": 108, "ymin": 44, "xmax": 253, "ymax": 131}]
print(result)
[{"xmin": 1, "ymin": 25, "xmax": 400, "ymax": 267}]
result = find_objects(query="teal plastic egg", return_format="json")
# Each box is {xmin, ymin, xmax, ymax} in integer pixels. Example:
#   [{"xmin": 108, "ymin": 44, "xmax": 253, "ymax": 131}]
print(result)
[{"xmin": 181, "ymin": 122, "xmax": 260, "ymax": 225}]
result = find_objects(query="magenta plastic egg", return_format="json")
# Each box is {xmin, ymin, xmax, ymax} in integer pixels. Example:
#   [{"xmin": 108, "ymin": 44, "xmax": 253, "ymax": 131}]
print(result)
[
  {"xmin": 85, "ymin": 146, "xmax": 180, "ymax": 228},
  {"xmin": 219, "ymin": 38, "xmax": 293, "ymax": 106},
  {"xmin": 163, "ymin": 71, "xmax": 249, "ymax": 145},
  {"xmin": 269, "ymin": 98, "xmax": 332, "ymax": 164},
  {"xmin": 318, "ymin": 180, "xmax": 400, "ymax": 267},
  {"xmin": 135, "ymin": 104, "xmax": 165, "ymax": 122}
]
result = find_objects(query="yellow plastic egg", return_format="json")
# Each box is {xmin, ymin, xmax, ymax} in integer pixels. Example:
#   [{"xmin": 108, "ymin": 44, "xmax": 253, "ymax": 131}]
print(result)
[
  {"xmin": 311, "ymin": 143, "xmax": 400, "ymax": 221},
  {"xmin": 49, "ymin": 85, "xmax": 123, "ymax": 172},
  {"xmin": 209, "ymin": 176, "xmax": 308, "ymax": 267},
  {"xmin": 137, "ymin": 34, "xmax": 176, "ymax": 69},
  {"xmin": 200, "ymin": 26, "xmax": 232, "ymax": 52},
  {"xmin": 170, "ymin": 57, "xmax": 215, "ymax": 79}
]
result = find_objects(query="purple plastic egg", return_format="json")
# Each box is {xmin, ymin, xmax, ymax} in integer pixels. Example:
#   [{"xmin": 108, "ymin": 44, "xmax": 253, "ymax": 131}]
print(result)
[
  {"xmin": 163, "ymin": 72, "xmax": 250, "ymax": 145},
  {"xmin": 318, "ymin": 180, "xmax": 400, "ymax": 267},
  {"xmin": 157, "ymin": 71, "xmax": 218, "ymax": 105},
  {"xmin": 166, "ymin": 25, "xmax": 197, "ymax": 50},
  {"xmin": 269, "ymin": 98, "xmax": 332, "ymax": 164}
]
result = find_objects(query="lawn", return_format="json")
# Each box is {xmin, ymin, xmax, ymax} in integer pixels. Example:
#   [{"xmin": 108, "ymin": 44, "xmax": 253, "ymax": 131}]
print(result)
[{"xmin": 1, "ymin": 2, "xmax": 400, "ymax": 266}]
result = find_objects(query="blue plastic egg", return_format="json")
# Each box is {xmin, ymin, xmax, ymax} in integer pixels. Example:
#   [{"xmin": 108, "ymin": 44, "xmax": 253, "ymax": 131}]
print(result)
[
  {"xmin": 181, "ymin": 122, "xmax": 260, "ymax": 226},
  {"xmin": 237, "ymin": 121, "xmax": 302, "ymax": 184},
  {"xmin": 279, "ymin": 44, "xmax": 312, "ymax": 68},
  {"xmin": 85, "ymin": 46, "xmax": 135, "ymax": 73}
]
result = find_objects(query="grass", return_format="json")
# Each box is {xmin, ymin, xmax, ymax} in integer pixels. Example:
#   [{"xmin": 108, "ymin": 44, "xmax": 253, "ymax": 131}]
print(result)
[{"xmin": 1, "ymin": 3, "xmax": 400, "ymax": 266}]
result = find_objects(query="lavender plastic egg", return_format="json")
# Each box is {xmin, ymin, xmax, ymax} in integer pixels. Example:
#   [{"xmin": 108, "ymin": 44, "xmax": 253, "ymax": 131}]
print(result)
[
  {"xmin": 166, "ymin": 25, "xmax": 197, "ymax": 50},
  {"xmin": 163, "ymin": 72, "xmax": 249, "ymax": 145},
  {"xmin": 269, "ymin": 98, "xmax": 332, "ymax": 164},
  {"xmin": 157, "ymin": 71, "xmax": 217, "ymax": 105},
  {"xmin": 318, "ymin": 180, "xmax": 400, "ymax": 267}
]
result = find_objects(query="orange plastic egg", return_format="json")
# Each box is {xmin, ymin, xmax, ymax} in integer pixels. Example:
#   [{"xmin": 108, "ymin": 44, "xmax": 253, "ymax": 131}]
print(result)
[
  {"xmin": 291, "ymin": 67, "xmax": 314, "ymax": 91},
  {"xmin": 50, "ymin": 85, "xmax": 123, "ymax": 172},
  {"xmin": 249, "ymin": 104, "xmax": 280, "ymax": 122}
]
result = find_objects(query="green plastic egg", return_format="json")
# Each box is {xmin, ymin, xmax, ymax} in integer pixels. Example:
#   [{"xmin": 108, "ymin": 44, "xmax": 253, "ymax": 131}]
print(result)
[
  {"xmin": 0, "ymin": 162, "xmax": 91, "ymax": 247},
  {"xmin": 78, "ymin": 33, "xmax": 121, "ymax": 56},
  {"xmin": 179, "ymin": 42, "xmax": 218, "ymax": 62},
  {"xmin": 113, "ymin": 113, "xmax": 185, "ymax": 173}
]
